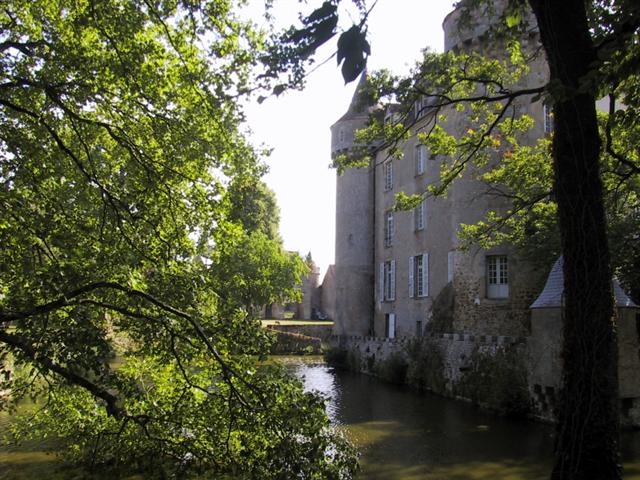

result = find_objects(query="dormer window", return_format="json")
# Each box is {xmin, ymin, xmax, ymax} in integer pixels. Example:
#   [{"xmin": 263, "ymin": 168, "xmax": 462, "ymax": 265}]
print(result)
[{"xmin": 384, "ymin": 110, "xmax": 398, "ymax": 124}]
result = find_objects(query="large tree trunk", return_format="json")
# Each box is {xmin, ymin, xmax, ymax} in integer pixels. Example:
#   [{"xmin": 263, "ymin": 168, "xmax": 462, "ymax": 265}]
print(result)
[{"xmin": 526, "ymin": 1, "xmax": 621, "ymax": 479}]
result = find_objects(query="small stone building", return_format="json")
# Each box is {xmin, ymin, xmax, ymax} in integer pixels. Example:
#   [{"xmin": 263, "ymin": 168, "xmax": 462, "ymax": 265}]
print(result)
[{"xmin": 529, "ymin": 257, "xmax": 640, "ymax": 425}]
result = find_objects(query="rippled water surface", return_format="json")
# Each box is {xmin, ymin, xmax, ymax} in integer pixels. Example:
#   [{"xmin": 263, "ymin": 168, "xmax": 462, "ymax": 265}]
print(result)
[{"xmin": 289, "ymin": 358, "xmax": 640, "ymax": 480}]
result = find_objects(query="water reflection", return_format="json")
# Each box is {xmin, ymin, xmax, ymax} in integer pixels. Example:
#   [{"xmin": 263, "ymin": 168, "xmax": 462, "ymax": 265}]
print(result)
[
  {"xmin": 289, "ymin": 358, "xmax": 341, "ymax": 421},
  {"xmin": 288, "ymin": 358, "xmax": 640, "ymax": 480}
]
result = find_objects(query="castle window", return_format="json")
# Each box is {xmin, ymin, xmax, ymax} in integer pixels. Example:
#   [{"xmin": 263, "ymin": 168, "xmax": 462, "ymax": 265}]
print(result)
[
  {"xmin": 384, "ymin": 211, "xmax": 394, "ymax": 247},
  {"xmin": 385, "ymin": 313, "xmax": 396, "ymax": 338},
  {"xmin": 543, "ymin": 103, "xmax": 554, "ymax": 134},
  {"xmin": 486, "ymin": 255, "xmax": 509, "ymax": 299},
  {"xmin": 409, "ymin": 253, "xmax": 429, "ymax": 298},
  {"xmin": 415, "ymin": 144, "xmax": 427, "ymax": 176},
  {"xmin": 384, "ymin": 160, "xmax": 393, "ymax": 191},
  {"xmin": 380, "ymin": 260, "xmax": 396, "ymax": 302},
  {"xmin": 384, "ymin": 110, "xmax": 398, "ymax": 124},
  {"xmin": 414, "ymin": 95, "xmax": 430, "ymax": 120},
  {"xmin": 414, "ymin": 199, "xmax": 426, "ymax": 231},
  {"xmin": 448, "ymin": 250, "xmax": 456, "ymax": 283},
  {"xmin": 338, "ymin": 128, "xmax": 346, "ymax": 144}
]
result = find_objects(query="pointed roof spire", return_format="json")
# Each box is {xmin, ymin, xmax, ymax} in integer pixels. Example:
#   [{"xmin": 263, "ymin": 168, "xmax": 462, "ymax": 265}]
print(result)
[{"xmin": 335, "ymin": 69, "xmax": 371, "ymax": 123}]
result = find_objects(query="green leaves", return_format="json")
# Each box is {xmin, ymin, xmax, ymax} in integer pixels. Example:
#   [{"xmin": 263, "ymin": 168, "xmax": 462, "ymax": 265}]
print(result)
[
  {"xmin": 337, "ymin": 25, "xmax": 370, "ymax": 83},
  {"xmin": 505, "ymin": 11, "xmax": 522, "ymax": 28},
  {"xmin": 290, "ymin": 1, "xmax": 339, "ymax": 57},
  {"xmin": 7, "ymin": 357, "xmax": 358, "ymax": 479},
  {"xmin": 261, "ymin": 0, "xmax": 372, "ymax": 92},
  {"xmin": 0, "ymin": 1, "xmax": 358, "ymax": 477},
  {"xmin": 209, "ymin": 227, "xmax": 308, "ymax": 317}
]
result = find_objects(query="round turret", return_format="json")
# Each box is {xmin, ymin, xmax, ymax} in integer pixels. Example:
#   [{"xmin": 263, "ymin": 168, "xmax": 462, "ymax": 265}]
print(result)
[
  {"xmin": 330, "ymin": 72, "xmax": 371, "ymax": 157},
  {"xmin": 332, "ymin": 72, "xmax": 375, "ymax": 336},
  {"xmin": 443, "ymin": 0, "xmax": 538, "ymax": 53}
]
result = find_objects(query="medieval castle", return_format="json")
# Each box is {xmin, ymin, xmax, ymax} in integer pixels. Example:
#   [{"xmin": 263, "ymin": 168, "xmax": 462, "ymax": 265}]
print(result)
[{"xmin": 317, "ymin": 1, "xmax": 640, "ymax": 424}]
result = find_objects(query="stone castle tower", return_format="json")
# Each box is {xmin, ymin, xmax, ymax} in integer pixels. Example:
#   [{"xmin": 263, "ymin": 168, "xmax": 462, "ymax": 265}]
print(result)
[
  {"xmin": 331, "ymin": 73, "xmax": 375, "ymax": 336},
  {"xmin": 331, "ymin": 0, "xmax": 548, "ymax": 339},
  {"xmin": 328, "ymin": 0, "xmax": 640, "ymax": 428}
]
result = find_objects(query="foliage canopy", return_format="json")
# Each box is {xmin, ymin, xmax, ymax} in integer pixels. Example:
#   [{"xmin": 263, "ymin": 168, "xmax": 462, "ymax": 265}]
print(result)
[{"xmin": 0, "ymin": 0, "xmax": 357, "ymax": 477}]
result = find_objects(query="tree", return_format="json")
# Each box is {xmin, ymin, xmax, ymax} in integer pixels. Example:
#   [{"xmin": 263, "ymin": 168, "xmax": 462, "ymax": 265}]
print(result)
[
  {"xmin": 526, "ymin": 2, "xmax": 619, "ymax": 477},
  {"xmin": 225, "ymin": 177, "xmax": 283, "ymax": 241},
  {"xmin": 0, "ymin": 0, "xmax": 357, "ymax": 477},
  {"xmin": 210, "ymin": 225, "xmax": 309, "ymax": 318},
  {"xmin": 270, "ymin": 0, "xmax": 639, "ymax": 478}
]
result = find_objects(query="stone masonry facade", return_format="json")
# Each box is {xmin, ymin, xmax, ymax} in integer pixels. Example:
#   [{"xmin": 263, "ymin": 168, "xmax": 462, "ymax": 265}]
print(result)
[{"xmin": 326, "ymin": 0, "xmax": 640, "ymax": 426}]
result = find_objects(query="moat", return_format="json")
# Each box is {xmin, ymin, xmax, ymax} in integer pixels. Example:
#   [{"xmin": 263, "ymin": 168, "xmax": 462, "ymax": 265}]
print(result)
[
  {"xmin": 3, "ymin": 357, "xmax": 640, "ymax": 479},
  {"xmin": 288, "ymin": 357, "xmax": 640, "ymax": 480}
]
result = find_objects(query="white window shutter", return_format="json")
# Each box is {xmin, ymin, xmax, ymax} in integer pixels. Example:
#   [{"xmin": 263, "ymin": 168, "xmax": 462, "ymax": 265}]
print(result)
[
  {"xmin": 379, "ymin": 262, "xmax": 385, "ymax": 301},
  {"xmin": 423, "ymin": 253, "xmax": 429, "ymax": 297},
  {"xmin": 408, "ymin": 256, "xmax": 414, "ymax": 298},
  {"xmin": 422, "ymin": 199, "xmax": 427, "ymax": 230},
  {"xmin": 390, "ymin": 260, "xmax": 396, "ymax": 301},
  {"xmin": 448, "ymin": 251, "xmax": 455, "ymax": 283},
  {"xmin": 388, "ymin": 313, "xmax": 396, "ymax": 339}
]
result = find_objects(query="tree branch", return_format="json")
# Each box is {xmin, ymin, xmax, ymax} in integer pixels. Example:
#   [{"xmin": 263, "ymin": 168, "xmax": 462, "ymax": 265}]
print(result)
[
  {"xmin": 0, "ymin": 329, "xmax": 124, "ymax": 418},
  {"xmin": 604, "ymin": 93, "xmax": 640, "ymax": 178},
  {"xmin": 0, "ymin": 40, "xmax": 46, "ymax": 55},
  {"xmin": 0, "ymin": 280, "xmax": 260, "ymax": 408}
]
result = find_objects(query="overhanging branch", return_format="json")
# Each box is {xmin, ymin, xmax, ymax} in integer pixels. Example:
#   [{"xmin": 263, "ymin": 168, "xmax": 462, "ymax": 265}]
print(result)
[
  {"xmin": 605, "ymin": 93, "xmax": 640, "ymax": 179},
  {"xmin": 0, "ymin": 329, "xmax": 124, "ymax": 418},
  {"xmin": 0, "ymin": 280, "xmax": 260, "ymax": 409}
]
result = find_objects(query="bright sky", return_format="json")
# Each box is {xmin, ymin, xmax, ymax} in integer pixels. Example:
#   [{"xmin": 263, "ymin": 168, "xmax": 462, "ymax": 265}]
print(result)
[{"xmin": 245, "ymin": 1, "xmax": 455, "ymax": 276}]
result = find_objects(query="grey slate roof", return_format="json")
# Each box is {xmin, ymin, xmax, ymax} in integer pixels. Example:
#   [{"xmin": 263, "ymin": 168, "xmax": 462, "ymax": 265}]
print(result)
[
  {"xmin": 334, "ymin": 71, "xmax": 372, "ymax": 123},
  {"xmin": 530, "ymin": 256, "xmax": 637, "ymax": 309}
]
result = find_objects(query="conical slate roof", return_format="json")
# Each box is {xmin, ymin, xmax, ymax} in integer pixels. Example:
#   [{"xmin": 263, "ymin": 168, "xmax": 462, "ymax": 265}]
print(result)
[
  {"xmin": 334, "ymin": 70, "xmax": 371, "ymax": 123},
  {"xmin": 530, "ymin": 256, "xmax": 637, "ymax": 309}
]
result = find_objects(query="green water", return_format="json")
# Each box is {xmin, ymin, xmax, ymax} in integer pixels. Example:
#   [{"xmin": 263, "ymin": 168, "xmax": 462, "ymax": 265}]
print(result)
[
  {"xmin": 3, "ymin": 358, "xmax": 640, "ymax": 479},
  {"xmin": 290, "ymin": 359, "xmax": 640, "ymax": 480},
  {"xmin": 0, "ymin": 407, "xmax": 64, "ymax": 480}
]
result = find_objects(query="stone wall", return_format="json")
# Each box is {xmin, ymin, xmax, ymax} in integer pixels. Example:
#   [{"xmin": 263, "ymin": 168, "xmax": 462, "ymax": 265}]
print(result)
[
  {"xmin": 269, "ymin": 330, "xmax": 322, "ymax": 355},
  {"xmin": 268, "ymin": 323, "xmax": 334, "ymax": 342},
  {"xmin": 330, "ymin": 332, "xmax": 529, "ymax": 416},
  {"xmin": 267, "ymin": 323, "xmax": 334, "ymax": 355},
  {"xmin": 330, "ymin": 332, "xmax": 640, "ymax": 426},
  {"xmin": 448, "ymin": 250, "xmax": 545, "ymax": 337}
]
